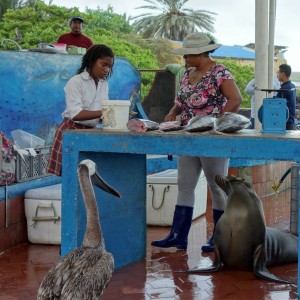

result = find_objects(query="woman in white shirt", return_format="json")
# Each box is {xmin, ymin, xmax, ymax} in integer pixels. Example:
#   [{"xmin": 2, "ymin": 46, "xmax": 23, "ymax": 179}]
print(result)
[{"xmin": 47, "ymin": 44, "xmax": 114, "ymax": 176}]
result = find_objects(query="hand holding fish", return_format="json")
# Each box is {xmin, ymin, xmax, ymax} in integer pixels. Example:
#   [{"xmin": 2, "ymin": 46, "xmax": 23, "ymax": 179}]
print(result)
[{"xmin": 164, "ymin": 105, "xmax": 182, "ymax": 122}]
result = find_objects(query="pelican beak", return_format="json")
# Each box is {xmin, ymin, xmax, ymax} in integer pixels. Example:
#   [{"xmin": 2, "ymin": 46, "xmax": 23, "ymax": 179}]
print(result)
[{"xmin": 92, "ymin": 171, "xmax": 122, "ymax": 198}]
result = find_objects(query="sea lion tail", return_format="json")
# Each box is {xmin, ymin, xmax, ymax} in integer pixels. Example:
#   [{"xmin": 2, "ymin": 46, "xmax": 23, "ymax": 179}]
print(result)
[{"xmin": 253, "ymin": 244, "xmax": 293, "ymax": 284}]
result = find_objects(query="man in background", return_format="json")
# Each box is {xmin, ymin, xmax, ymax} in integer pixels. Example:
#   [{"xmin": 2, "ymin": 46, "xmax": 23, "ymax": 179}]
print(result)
[
  {"xmin": 277, "ymin": 64, "xmax": 296, "ymax": 130},
  {"xmin": 57, "ymin": 16, "xmax": 93, "ymax": 49}
]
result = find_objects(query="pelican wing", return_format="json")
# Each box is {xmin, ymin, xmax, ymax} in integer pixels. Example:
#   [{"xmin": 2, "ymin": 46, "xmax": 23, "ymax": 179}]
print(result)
[
  {"xmin": 61, "ymin": 251, "xmax": 114, "ymax": 300},
  {"xmin": 37, "ymin": 247, "xmax": 85, "ymax": 299}
]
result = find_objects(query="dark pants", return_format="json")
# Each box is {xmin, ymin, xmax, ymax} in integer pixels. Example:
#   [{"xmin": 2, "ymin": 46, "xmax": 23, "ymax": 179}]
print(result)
[{"xmin": 286, "ymin": 123, "xmax": 295, "ymax": 130}]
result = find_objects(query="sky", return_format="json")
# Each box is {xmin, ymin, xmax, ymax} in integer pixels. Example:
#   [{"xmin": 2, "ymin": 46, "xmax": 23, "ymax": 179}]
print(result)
[{"xmin": 52, "ymin": 0, "xmax": 300, "ymax": 72}]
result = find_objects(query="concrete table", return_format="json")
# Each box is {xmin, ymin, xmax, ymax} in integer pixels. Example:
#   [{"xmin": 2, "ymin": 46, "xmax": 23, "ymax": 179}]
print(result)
[{"xmin": 61, "ymin": 128, "xmax": 300, "ymax": 286}]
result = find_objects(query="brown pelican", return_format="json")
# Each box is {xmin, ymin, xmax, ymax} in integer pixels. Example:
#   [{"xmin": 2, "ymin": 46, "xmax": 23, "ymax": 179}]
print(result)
[{"xmin": 37, "ymin": 159, "xmax": 121, "ymax": 300}]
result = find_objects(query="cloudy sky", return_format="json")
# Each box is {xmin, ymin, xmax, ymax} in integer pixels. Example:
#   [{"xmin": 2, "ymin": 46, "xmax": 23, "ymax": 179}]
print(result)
[{"xmin": 52, "ymin": 0, "xmax": 300, "ymax": 72}]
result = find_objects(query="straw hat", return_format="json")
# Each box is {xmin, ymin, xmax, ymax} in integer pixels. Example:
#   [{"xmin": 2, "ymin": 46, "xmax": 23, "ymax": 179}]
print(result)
[{"xmin": 173, "ymin": 32, "xmax": 221, "ymax": 55}]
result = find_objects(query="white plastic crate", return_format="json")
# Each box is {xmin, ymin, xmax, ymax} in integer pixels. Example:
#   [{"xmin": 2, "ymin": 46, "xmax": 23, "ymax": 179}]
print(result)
[
  {"xmin": 147, "ymin": 169, "xmax": 207, "ymax": 226},
  {"xmin": 25, "ymin": 183, "xmax": 62, "ymax": 244},
  {"xmin": 15, "ymin": 146, "xmax": 51, "ymax": 182}
]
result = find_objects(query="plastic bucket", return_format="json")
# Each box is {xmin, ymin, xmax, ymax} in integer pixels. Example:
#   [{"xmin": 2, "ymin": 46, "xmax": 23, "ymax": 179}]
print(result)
[{"xmin": 101, "ymin": 100, "xmax": 130, "ymax": 130}]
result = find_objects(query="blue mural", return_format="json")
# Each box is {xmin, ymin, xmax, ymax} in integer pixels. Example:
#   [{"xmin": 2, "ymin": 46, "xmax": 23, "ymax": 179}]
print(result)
[{"xmin": 0, "ymin": 51, "xmax": 141, "ymax": 144}]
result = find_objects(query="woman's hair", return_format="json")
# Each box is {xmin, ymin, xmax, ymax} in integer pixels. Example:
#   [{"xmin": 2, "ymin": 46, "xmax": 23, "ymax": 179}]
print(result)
[
  {"xmin": 203, "ymin": 40, "xmax": 217, "ymax": 57},
  {"xmin": 76, "ymin": 44, "xmax": 114, "ymax": 77}
]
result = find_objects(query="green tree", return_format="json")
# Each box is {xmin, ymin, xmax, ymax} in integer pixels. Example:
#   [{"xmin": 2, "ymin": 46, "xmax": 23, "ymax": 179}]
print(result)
[
  {"xmin": 124, "ymin": 34, "xmax": 182, "ymax": 68},
  {"xmin": 0, "ymin": 2, "xmax": 81, "ymax": 49},
  {"xmin": 131, "ymin": 0, "xmax": 216, "ymax": 40},
  {"xmin": 0, "ymin": 3, "xmax": 159, "ymax": 98},
  {"xmin": 0, "ymin": 0, "xmax": 22, "ymax": 20},
  {"xmin": 85, "ymin": 6, "xmax": 132, "ymax": 36},
  {"xmin": 217, "ymin": 58, "xmax": 254, "ymax": 108},
  {"xmin": 0, "ymin": 0, "xmax": 51, "ymax": 21}
]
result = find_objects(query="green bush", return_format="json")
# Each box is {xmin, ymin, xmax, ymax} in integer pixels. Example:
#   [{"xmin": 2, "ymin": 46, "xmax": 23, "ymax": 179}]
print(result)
[
  {"xmin": 216, "ymin": 59, "xmax": 254, "ymax": 108},
  {"xmin": 0, "ymin": 3, "xmax": 256, "ymax": 107}
]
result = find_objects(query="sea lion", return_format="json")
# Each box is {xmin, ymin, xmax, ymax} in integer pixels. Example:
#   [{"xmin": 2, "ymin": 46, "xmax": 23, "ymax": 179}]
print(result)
[{"xmin": 185, "ymin": 175, "xmax": 298, "ymax": 284}]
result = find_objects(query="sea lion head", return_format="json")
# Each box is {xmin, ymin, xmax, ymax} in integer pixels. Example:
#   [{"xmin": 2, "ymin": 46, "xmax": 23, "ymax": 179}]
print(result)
[{"xmin": 215, "ymin": 175, "xmax": 253, "ymax": 195}]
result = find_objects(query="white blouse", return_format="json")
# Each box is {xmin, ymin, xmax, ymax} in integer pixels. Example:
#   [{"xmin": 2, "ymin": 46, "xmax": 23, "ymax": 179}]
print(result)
[{"xmin": 62, "ymin": 70, "xmax": 109, "ymax": 127}]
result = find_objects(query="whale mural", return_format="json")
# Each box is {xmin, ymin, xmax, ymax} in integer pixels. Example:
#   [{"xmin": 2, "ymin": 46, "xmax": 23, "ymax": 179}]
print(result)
[{"xmin": 0, "ymin": 51, "xmax": 141, "ymax": 144}]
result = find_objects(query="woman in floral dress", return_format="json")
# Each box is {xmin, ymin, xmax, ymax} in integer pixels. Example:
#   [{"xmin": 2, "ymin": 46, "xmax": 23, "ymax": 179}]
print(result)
[{"xmin": 151, "ymin": 32, "xmax": 242, "ymax": 252}]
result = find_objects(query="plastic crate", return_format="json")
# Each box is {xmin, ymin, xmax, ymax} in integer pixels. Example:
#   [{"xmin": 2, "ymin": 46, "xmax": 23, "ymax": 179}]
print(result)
[{"xmin": 15, "ymin": 146, "xmax": 51, "ymax": 182}]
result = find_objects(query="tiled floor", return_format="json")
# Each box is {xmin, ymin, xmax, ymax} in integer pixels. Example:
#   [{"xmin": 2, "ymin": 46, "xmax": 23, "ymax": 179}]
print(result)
[{"xmin": 0, "ymin": 188, "xmax": 298, "ymax": 300}]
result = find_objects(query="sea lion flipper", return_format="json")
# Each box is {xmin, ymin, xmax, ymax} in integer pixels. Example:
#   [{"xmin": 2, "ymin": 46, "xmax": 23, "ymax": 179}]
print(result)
[
  {"xmin": 254, "ymin": 268, "xmax": 292, "ymax": 284},
  {"xmin": 184, "ymin": 265, "xmax": 219, "ymax": 273},
  {"xmin": 253, "ymin": 244, "xmax": 292, "ymax": 284},
  {"xmin": 183, "ymin": 245, "xmax": 222, "ymax": 274}
]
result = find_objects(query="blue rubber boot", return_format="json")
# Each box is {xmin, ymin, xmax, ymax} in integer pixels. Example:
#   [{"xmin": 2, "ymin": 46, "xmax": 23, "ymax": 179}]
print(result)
[
  {"xmin": 151, "ymin": 205, "xmax": 194, "ymax": 250},
  {"xmin": 201, "ymin": 209, "xmax": 224, "ymax": 252}
]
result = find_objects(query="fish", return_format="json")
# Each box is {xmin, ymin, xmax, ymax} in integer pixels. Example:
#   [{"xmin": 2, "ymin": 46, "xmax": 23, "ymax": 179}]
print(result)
[
  {"xmin": 33, "ymin": 70, "xmax": 56, "ymax": 81},
  {"xmin": 126, "ymin": 118, "xmax": 159, "ymax": 132},
  {"xmin": 158, "ymin": 121, "xmax": 184, "ymax": 131},
  {"xmin": 60, "ymin": 69, "xmax": 72, "ymax": 80},
  {"xmin": 185, "ymin": 115, "xmax": 217, "ymax": 132},
  {"xmin": 214, "ymin": 112, "xmax": 251, "ymax": 133}
]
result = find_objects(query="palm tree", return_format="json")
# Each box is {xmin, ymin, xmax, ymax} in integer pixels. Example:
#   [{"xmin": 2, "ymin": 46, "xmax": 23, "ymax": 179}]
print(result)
[
  {"xmin": 131, "ymin": 0, "xmax": 216, "ymax": 41},
  {"xmin": 0, "ymin": 0, "xmax": 52, "ymax": 21},
  {"xmin": 0, "ymin": 0, "xmax": 21, "ymax": 20}
]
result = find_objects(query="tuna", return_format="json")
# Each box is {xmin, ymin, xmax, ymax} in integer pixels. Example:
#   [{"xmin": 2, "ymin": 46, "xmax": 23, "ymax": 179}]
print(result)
[
  {"xmin": 126, "ymin": 118, "xmax": 159, "ymax": 132},
  {"xmin": 158, "ymin": 121, "xmax": 184, "ymax": 131},
  {"xmin": 185, "ymin": 115, "xmax": 217, "ymax": 132},
  {"xmin": 214, "ymin": 112, "xmax": 251, "ymax": 133}
]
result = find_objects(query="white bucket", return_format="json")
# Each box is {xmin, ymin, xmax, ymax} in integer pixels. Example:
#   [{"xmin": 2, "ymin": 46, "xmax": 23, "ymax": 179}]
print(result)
[{"xmin": 101, "ymin": 100, "xmax": 130, "ymax": 130}]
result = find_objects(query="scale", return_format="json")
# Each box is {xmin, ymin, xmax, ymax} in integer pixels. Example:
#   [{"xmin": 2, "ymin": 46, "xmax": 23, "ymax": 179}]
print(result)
[{"xmin": 258, "ymin": 88, "xmax": 289, "ymax": 134}]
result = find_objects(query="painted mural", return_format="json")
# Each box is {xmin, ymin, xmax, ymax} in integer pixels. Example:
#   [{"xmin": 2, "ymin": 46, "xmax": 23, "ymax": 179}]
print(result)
[{"xmin": 0, "ymin": 51, "xmax": 141, "ymax": 144}]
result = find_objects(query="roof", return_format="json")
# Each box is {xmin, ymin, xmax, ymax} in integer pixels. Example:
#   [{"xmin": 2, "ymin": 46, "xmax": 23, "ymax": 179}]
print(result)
[
  {"xmin": 245, "ymin": 43, "xmax": 288, "ymax": 52},
  {"xmin": 212, "ymin": 45, "xmax": 255, "ymax": 60},
  {"xmin": 172, "ymin": 41, "xmax": 256, "ymax": 60}
]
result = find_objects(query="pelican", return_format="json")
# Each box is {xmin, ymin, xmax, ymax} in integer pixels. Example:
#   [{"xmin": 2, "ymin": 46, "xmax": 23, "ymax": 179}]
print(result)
[{"xmin": 37, "ymin": 159, "xmax": 121, "ymax": 300}]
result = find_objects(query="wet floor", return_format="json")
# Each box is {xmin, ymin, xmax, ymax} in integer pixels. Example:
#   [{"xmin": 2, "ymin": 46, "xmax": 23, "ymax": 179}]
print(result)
[{"xmin": 0, "ymin": 188, "xmax": 297, "ymax": 300}]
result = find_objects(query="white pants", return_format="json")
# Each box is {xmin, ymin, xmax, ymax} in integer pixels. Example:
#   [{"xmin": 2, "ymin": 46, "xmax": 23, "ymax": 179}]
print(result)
[{"xmin": 177, "ymin": 156, "xmax": 229, "ymax": 211}]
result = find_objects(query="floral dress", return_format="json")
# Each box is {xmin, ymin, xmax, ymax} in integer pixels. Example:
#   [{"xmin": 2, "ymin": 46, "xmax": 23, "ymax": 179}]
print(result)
[{"xmin": 175, "ymin": 63, "xmax": 234, "ymax": 126}]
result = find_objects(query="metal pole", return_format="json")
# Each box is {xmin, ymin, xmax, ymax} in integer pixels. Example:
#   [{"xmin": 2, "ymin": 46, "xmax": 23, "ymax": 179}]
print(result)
[
  {"xmin": 254, "ymin": 0, "xmax": 269, "ymax": 129},
  {"xmin": 269, "ymin": 0, "xmax": 277, "ymax": 89}
]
